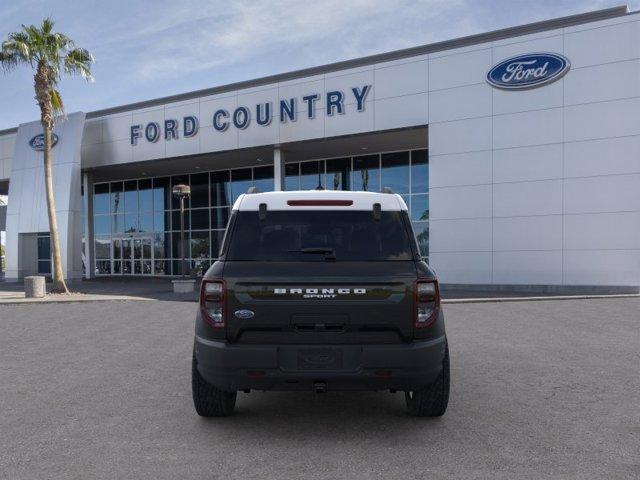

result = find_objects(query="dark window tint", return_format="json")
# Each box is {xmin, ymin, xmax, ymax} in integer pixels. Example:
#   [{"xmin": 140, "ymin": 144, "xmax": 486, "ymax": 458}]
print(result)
[
  {"xmin": 300, "ymin": 161, "xmax": 324, "ymax": 190},
  {"xmin": 231, "ymin": 168, "xmax": 252, "ymax": 202},
  {"xmin": 326, "ymin": 158, "xmax": 350, "ymax": 191},
  {"xmin": 153, "ymin": 177, "xmax": 170, "ymax": 211},
  {"xmin": 411, "ymin": 150, "xmax": 428, "ymax": 193},
  {"xmin": 190, "ymin": 173, "xmax": 209, "ymax": 208},
  {"xmin": 227, "ymin": 211, "xmax": 414, "ymax": 261},
  {"xmin": 94, "ymin": 183, "xmax": 110, "ymax": 214},
  {"xmin": 284, "ymin": 163, "xmax": 299, "ymax": 190},
  {"xmin": 210, "ymin": 171, "xmax": 230, "ymax": 207},
  {"xmin": 253, "ymin": 165, "xmax": 274, "ymax": 193},
  {"xmin": 381, "ymin": 152, "xmax": 409, "ymax": 194},
  {"xmin": 353, "ymin": 155, "xmax": 379, "ymax": 192}
]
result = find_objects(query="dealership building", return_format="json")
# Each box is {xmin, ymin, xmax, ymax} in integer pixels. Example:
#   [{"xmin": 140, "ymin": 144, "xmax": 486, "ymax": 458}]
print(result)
[{"xmin": 1, "ymin": 6, "xmax": 639, "ymax": 291}]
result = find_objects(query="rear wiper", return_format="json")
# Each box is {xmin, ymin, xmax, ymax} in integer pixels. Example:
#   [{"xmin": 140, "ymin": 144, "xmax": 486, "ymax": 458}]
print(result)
[{"xmin": 289, "ymin": 247, "xmax": 336, "ymax": 260}]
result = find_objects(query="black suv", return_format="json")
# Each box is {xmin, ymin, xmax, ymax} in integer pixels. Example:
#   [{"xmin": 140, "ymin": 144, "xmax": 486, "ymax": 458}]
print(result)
[{"xmin": 192, "ymin": 191, "xmax": 449, "ymax": 417}]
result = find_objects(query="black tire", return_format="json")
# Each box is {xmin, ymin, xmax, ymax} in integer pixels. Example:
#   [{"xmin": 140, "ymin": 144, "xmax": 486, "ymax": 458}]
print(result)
[
  {"xmin": 405, "ymin": 342, "xmax": 450, "ymax": 417},
  {"xmin": 192, "ymin": 353, "xmax": 237, "ymax": 417}
]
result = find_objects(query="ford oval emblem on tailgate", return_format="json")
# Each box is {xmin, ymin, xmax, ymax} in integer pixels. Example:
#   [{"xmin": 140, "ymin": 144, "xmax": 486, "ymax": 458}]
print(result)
[{"xmin": 234, "ymin": 309, "xmax": 255, "ymax": 319}]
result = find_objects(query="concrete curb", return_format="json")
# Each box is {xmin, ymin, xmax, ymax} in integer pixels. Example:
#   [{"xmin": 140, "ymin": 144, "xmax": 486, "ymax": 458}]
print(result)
[
  {"xmin": 442, "ymin": 294, "xmax": 640, "ymax": 304},
  {"xmin": 0, "ymin": 295, "xmax": 152, "ymax": 305}
]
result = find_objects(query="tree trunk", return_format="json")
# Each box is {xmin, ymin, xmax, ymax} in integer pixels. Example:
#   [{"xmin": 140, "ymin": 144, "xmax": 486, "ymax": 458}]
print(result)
[{"xmin": 36, "ymin": 65, "xmax": 68, "ymax": 294}]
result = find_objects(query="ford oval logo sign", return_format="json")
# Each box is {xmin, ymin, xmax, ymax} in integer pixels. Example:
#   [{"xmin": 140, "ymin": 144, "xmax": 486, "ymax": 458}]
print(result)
[
  {"xmin": 29, "ymin": 133, "xmax": 59, "ymax": 151},
  {"xmin": 487, "ymin": 53, "xmax": 570, "ymax": 90},
  {"xmin": 234, "ymin": 309, "xmax": 255, "ymax": 319}
]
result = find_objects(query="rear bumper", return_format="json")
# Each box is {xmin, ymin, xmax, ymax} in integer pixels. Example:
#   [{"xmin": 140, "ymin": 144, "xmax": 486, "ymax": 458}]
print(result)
[{"xmin": 194, "ymin": 335, "xmax": 447, "ymax": 392}]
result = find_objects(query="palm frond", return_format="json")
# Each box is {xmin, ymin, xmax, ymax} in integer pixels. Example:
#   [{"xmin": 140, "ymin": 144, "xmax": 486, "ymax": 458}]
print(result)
[
  {"xmin": 50, "ymin": 88, "xmax": 64, "ymax": 116},
  {"xmin": 64, "ymin": 47, "xmax": 94, "ymax": 81}
]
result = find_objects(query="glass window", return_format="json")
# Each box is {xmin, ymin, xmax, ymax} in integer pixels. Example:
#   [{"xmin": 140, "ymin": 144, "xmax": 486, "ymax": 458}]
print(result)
[
  {"xmin": 326, "ymin": 158, "xmax": 350, "ymax": 191},
  {"xmin": 210, "ymin": 171, "xmax": 230, "ymax": 207},
  {"xmin": 353, "ymin": 155, "xmax": 379, "ymax": 192},
  {"xmin": 253, "ymin": 165, "xmax": 274, "ymax": 193},
  {"xmin": 138, "ymin": 179, "xmax": 153, "ymax": 212},
  {"xmin": 112, "ymin": 238, "xmax": 122, "ymax": 260},
  {"xmin": 190, "ymin": 231, "xmax": 210, "ymax": 258},
  {"xmin": 95, "ymin": 236, "xmax": 111, "ymax": 259},
  {"xmin": 154, "ymin": 233, "xmax": 167, "ymax": 259},
  {"xmin": 171, "ymin": 175, "xmax": 190, "ymax": 209},
  {"xmin": 96, "ymin": 260, "xmax": 111, "ymax": 275},
  {"xmin": 411, "ymin": 194, "xmax": 429, "ymax": 221},
  {"xmin": 300, "ymin": 161, "xmax": 324, "ymax": 190},
  {"xmin": 191, "ymin": 208, "xmax": 209, "ymax": 230},
  {"xmin": 94, "ymin": 183, "xmax": 110, "ymax": 214},
  {"xmin": 411, "ymin": 150, "xmax": 428, "ymax": 193},
  {"xmin": 37, "ymin": 235, "xmax": 51, "ymax": 260},
  {"xmin": 112, "ymin": 214, "xmax": 124, "ymax": 234},
  {"xmin": 227, "ymin": 211, "xmax": 414, "ymax": 262},
  {"xmin": 122, "ymin": 239, "xmax": 132, "ymax": 259},
  {"xmin": 153, "ymin": 211, "xmax": 167, "ymax": 232},
  {"xmin": 124, "ymin": 180, "xmax": 138, "ymax": 213},
  {"xmin": 172, "ymin": 259, "xmax": 186, "ymax": 276},
  {"xmin": 154, "ymin": 260, "xmax": 169, "ymax": 275},
  {"xmin": 139, "ymin": 212, "xmax": 153, "ymax": 232},
  {"xmin": 381, "ymin": 151, "xmax": 410, "ymax": 194},
  {"xmin": 94, "ymin": 215, "xmax": 110, "ymax": 235},
  {"xmin": 412, "ymin": 222, "xmax": 429, "ymax": 257},
  {"xmin": 111, "ymin": 182, "xmax": 123, "ymax": 215},
  {"xmin": 38, "ymin": 260, "xmax": 52, "ymax": 275},
  {"xmin": 113, "ymin": 261, "xmax": 122, "ymax": 275},
  {"xmin": 171, "ymin": 210, "xmax": 190, "ymax": 231},
  {"xmin": 124, "ymin": 213, "xmax": 138, "ymax": 233},
  {"xmin": 284, "ymin": 163, "xmax": 299, "ymax": 191},
  {"xmin": 231, "ymin": 168, "xmax": 252, "ymax": 202},
  {"xmin": 153, "ymin": 177, "xmax": 170, "ymax": 211},
  {"xmin": 190, "ymin": 173, "xmax": 209, "ymax": 208},
  {"xmin": 211, "ymin": 207, "xmax": 230, "ymax": 230}
]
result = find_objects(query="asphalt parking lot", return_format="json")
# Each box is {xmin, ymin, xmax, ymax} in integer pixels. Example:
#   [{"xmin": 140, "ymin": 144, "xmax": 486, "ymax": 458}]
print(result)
[{"xmin": 1, "ymin": 298, "xmax": 638, "ymax": 479}]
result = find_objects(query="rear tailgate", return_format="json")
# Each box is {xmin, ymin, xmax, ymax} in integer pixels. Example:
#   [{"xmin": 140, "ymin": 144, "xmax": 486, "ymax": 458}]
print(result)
[{"xmin": 223, "ymin": 261, "xmax": 417, "ymax": 344}]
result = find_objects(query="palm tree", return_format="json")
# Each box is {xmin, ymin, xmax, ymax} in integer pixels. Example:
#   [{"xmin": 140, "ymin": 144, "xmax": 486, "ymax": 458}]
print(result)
[{"xmin": 0, "ymin": 18, "xmax": 93, "ymax": 293}]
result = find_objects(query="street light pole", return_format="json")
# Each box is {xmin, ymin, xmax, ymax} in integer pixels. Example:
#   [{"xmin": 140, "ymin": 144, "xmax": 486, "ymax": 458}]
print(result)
[{"xmin": 172, "ymin": 184, "xmax": 191, "ymax": 278}]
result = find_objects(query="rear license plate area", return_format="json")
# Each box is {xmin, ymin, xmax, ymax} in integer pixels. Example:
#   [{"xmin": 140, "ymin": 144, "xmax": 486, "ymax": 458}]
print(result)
[{"xmin": 297, "ymin": 348, "xmax": 343, "ymax": 370}]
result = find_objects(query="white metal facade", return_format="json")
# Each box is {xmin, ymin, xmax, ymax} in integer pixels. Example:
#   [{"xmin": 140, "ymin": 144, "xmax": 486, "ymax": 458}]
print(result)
[{"xmin": 1, "ymin": 7, "xmax": 639, "ymax": 287}]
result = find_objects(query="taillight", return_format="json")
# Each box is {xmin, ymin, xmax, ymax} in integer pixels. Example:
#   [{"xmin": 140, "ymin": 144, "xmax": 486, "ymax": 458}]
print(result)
[
  {"xmin": 414, "ymin": 279, "xmax": 440, "ymax": 328},
  {"xmin": 200, "ymin": 279, "xmax": 225, "ymax": 328}
]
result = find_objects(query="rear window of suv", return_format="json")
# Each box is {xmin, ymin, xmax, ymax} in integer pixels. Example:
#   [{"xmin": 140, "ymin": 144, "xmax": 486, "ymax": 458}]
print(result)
[{"xmin": 226, "ymin": 210, "xmax": 415, "ymax": 261}]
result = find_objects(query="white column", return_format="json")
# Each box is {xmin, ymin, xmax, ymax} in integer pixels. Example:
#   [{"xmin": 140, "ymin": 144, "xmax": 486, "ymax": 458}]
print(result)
[
  {"xmin": 273, "ymin": 147, "xmax": 285, "ymax": 191},
  {"xmin": 82, "ymin": 172, "xmax": 93, "ymax": 279}
]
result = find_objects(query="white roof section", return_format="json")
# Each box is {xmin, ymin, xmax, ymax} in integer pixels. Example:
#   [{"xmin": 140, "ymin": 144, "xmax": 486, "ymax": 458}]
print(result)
[{"xmin": 233, "ymin": 190, "xmax": 408, "ymax": 211}]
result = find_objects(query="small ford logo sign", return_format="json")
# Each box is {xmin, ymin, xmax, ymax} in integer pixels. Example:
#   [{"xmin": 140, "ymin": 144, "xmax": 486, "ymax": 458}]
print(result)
[
  {"xmin": 487, "ymin": 53, "xmax": 570, "ymax": 90},
  {"xmin": 234, "ymin": 309, "xmax": 255, "ymax": 319},
  {"xmin": 29, "ymin": 133, "xmax": 59, "ymax": 151}
]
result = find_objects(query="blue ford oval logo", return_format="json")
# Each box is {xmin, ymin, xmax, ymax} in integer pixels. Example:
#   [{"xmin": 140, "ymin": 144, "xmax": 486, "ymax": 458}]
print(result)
[
  {"xmin": 487, "ymin": 53, "xmax": 570, "ymax": 90},
  {"xmin": 234, "ymin": 309, "xmax": 255, "ymax": 319},
  {"xmin": 29, "ymin": 133, "xmax": 59, "ymax": 151}
]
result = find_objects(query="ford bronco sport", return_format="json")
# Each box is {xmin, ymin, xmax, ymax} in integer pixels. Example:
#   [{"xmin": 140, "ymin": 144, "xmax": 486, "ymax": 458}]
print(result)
[{"xmin": 192, "ymin": 190, "xmax": 449, "ymax": 417}]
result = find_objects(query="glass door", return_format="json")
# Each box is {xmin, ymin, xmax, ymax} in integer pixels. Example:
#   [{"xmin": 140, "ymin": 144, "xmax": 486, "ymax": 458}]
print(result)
[{"xmin": 133, "ymin": 237, "xmax": 153, "ymax": 275}]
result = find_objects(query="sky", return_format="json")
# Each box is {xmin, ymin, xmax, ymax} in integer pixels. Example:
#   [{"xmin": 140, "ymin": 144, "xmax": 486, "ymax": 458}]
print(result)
[{"xmin": 1, "ymin": 0, "xmax": 639, "ymax": 130}]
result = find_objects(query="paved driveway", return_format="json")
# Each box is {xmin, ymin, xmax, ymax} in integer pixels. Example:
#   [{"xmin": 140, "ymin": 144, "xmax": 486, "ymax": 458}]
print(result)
[{"xmin": 1, "ymin": 298, "xmax": 638, "ymax": 479}]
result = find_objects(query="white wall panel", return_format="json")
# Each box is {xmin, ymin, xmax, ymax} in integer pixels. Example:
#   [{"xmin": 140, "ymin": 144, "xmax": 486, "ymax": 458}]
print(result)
[
  {"xmin": 374, "ymin": 60, "xmax": 428, "ymax": 100},
  {"xmin": 493, "ymin": 215, "xmax": 563, "ymax": 251},
  {"xmin": 493, "ymin": 144, "xmax": 562, "ymax": 183},
  {"xmin": 429, "ymin": 218, "xmax": 492, "ymax": 253},
  {"xmin": 429, "ymin": 184, "xmax": 492, "ymax": 220},
  {"xmin": 429, "ymin": 48, "xmax": 492, "ymax": 91},
  {"xmin": 493, "ymin": 80, "xmax": 563, "ymax": 116},
  {"xmin": 564, "ymin": 20, "xmax": 640, "ymax": 68},
  {"xmin": 279, "ymin": 109, "xmax": 325, "ymax": 143},
  {"xmin": 492, "ymin": 33, "xmax": 563, "ymax": 59},
  {"xmin": 373, "ymin": 93, "xmax": 428, "ymax": 131},
  {"xmin": 429, "ymin": 252, "xmax": 492, "ymax": 283},
  {"xmin": 564, "ymin": 97, "xmax": 640, "ymax": 142},
  {"xmin": 564, "ymin": 59, "xmax": 640, "ymax": 106},
  {"xmin": 429, "ymin": 116, "xmax": 491, "ymax": 155},
  {"xmin": 564, "ymin": 135, "xmax": 640, "ymax": 178},
  {"xmin": 493, "ymin": 180, "xmax": 562, "ymax": 217},
  {"xmin": 493, "ymin": 251, "xmax": 563, "ymax": 284},
  {"xmin": 428, "ymin": 83, "xmax": 492, "ymax": 123},
  {"xmin": 563, "ymin": 250, "xmax": 640, "ymax": 286},
  {"xmin": 429, "ymin": 150, "xmax": 492, "ymax": 188},
  {"xmin": 102, "ymin": 113, "xmax": 133, "ymax": 142},
  {"xmin": 325, "ymin": 101, "xmax": 374, "ymax": 137},
  {"xmin": 493, "ymin": 108, "xmax": 563, "ymax": 149},
  {"xmin": 324, "ymin": 69, "xmax": 374, "ymax": 107},
  {"xmin": 564, "ymin": 212, "xmax": 640, "ymax": 250},
  {"xmin": 564, "ymin": 174, "xmax": 640, "ymax": 214}
]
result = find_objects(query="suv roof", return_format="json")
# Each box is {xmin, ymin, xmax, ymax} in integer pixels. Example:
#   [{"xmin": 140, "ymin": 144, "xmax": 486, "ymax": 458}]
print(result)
[{"xmin": 233, "ymin": 190, "xmax": 408, "ymax": 212}]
